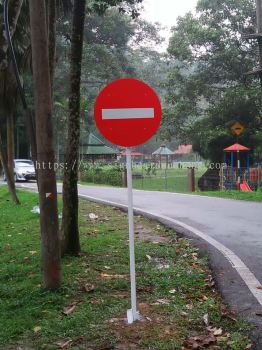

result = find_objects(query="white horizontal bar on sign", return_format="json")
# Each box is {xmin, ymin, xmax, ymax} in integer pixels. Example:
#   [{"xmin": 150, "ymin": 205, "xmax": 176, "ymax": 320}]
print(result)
[{"xmin": 102, "ymin": 108, "xmax": 154, "ymax": 120}]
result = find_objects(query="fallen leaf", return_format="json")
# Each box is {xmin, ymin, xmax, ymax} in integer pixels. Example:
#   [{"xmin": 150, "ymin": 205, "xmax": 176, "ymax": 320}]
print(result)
[
  {"xmin": 83, "ymin": 283, "xmax": 95, "ymax": 293},
  {"xmin": 183, "ymin": 334, "xmax": 216, "ymax": 349},
  {"xmin": 256, "ymin": 285, "xmax": 262, "ymax": 290},
  {"xmin": 63, "ymin": 304, "xmax": 77, "ymax": 315},
  {"xmin": 203, "ymin": 313, "xmax": 209, "ymax": 326},
  {"xmin": 108, "ymin": 317, "xmax": 126, "ymax": 324},
  {"xmin": 192, "ymin": 253, "xmax": 198, "ymax": 261},
  {"xmin": 169, "ymin": 289, "xmax": 176, "ymax": 294},
  {"xmin": 186, "ymin": 304, "xmax": 193, "ymax": 310},
  {"xmin": 56, "ymin": 339, "xmax": 73, "ymax": 349},
  {"xmin": 89, "ymin": 213, "xmax": 98, "ymax": 220},
  {"xmin": 180, "ymin": 311, "xmax": 188, "ymax": 316},
  {"xmin": 164, "ymin": 325, "xmax": 171, "ymax": 334},
  {"xmin": 29, "ymin": 251, "xmax": 37, "ymax": 256},
  {"xmin": 152, "ymin": 299, "xmax": 170, "ymax": 305},
  {"xmin": 213, "ymin": 327, "xmax": 223, "ymax": 336},
  {"xmin": 205, "ymin": 275, "xmax": 215, "ymax": 288},
  {"xmin": 33, "ymin": 326, "xmax": 41, "ymax": 333},
  {"xmin": 146, "ymin": 254, "xmax": 152, "ymax": 261},
  {"xmin": 220, "ymin": 304, "xmax": 237, "ymax": 321},
  {"xmin": 100, "ymin": 273, "xmax": 126, "ymax": 279},
  {"xmin": 217, "ymin": 335, "xmax": 230, "ymax": 342}
]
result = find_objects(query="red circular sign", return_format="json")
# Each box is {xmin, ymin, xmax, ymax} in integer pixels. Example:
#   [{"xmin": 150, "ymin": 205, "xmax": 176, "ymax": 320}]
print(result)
[{"xmin": 94, "ymin": 78, "xmax": 162, "ymax": 147}]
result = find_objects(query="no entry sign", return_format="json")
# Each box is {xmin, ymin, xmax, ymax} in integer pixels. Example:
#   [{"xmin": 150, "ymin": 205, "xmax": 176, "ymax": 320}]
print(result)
[
  {"xmin": 93, "ymin": 78, "xmax": 162, "ymax": 324},
  {"xmin": 94, "ymin": 78, "xmax": 162, "ymax": 147}
]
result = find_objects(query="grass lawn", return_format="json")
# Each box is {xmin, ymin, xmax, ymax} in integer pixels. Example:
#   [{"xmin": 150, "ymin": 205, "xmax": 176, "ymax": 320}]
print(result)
[
  {"xmin": 195, "ymin": 190, "xmax": 262, "ymax": 202},
  {"xmin": 79, "ymin": 166, "xmax": 207, "ymax": 193},
  {"xmin": 0, "ymin": 187, "xmax": 252, "ymax": 349},
  {"xmin": 130, "ymin": 166, "xmax": 207, "ymax": 193}
]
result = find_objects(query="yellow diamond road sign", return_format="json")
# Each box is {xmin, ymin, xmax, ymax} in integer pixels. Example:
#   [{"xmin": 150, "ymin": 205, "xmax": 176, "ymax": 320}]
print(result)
[{"xmin": 231, "ymin": 122, "xmax": 244, "ymax": 136}]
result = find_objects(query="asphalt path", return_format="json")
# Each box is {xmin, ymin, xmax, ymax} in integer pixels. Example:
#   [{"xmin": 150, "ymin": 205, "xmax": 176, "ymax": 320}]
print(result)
[{"xmin": 5, "ymin": 181, "xmax": 262, "ymax": 346}]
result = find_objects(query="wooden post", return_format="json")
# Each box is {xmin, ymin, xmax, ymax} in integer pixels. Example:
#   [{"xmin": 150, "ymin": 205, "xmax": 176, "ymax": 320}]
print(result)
[
  {"xmin": 187, "ymin": 167, "xmax": 195, "ymax": 192},
  {"xmin": 122, "ymin": 167, "xmax": 127, "ymax": 187}
]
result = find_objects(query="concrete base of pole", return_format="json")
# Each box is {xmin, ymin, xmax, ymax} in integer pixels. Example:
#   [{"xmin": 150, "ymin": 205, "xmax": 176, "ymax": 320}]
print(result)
[{"xmin": 127, "ymin": 309, "xmax": 140, "ymax": 324}]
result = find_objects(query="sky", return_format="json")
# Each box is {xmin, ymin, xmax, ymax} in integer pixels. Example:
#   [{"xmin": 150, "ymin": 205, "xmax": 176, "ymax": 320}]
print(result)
[{"xmin": 141, "ymin": 0, "xmax": 198, "ymax": 49}]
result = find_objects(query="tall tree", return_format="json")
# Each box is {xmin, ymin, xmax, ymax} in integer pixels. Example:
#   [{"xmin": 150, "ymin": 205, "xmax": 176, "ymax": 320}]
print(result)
[
  {"xmin": 6, "ymin": 112, "xmax": 14, "ymax": 177},
  {"xmin": 61, "ymin": 0, "xmax": 86, "ymax": 255},
  {"xmin": 0, "ymin": 0, "xmax": 24, "ymax": 202},
  {"xmin": 47, "ymin": 0, "xmax": 57, "ymax": 90},
  {"xmin": 61, "ymin": 0, "xmax": 145, "ymax": 255},
  {"xmin": 0, "ymin": 131, "xmax": 20, "ymax": 204},
  {"xmin": 163, "ymin": 0, "xmax": 262, "ymax": 161},
  {"xmin": 29, "ymin": 0, "xmax": 61, "ymax": 289}
]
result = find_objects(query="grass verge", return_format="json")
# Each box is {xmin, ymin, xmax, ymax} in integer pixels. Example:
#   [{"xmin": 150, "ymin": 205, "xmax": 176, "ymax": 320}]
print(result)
[
  {"xmin": 195, "ymin": 190, "xmax": 262, "ymax": 202},
  {"xmin": 0, "ymin": 187, "xmax": 252, "ymax": 349}
]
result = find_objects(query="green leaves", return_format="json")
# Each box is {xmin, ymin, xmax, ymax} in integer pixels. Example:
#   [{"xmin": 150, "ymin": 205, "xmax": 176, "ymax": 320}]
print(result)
[
  {"xmin": 164, "ymin": 0, "xmax": 262, "ymax": 162},
  {"xmin": 87, "ymin": 0, "xmax": 143, "ymax": 18}
]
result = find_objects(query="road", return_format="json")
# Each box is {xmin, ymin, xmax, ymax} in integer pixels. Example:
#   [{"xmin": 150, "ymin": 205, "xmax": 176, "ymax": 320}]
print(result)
[{"xmin": 7, "ymin": 182, "xmax": 262, "ymax": 345}]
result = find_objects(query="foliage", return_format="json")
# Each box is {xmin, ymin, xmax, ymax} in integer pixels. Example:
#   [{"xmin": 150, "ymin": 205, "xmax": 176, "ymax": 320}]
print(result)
[
  {"xmin": 191, "ymin": 84, "xmax": 261, "ymax": 162},
  {"xmin": 54, "ymin": 8, "xmax": 166, "ymax": 151},
  {"xmin": 82, "ymin": 163, "xmax": 123, "ymax": 186},
  {"xmin": 87, "ymin": 0, "xmax": 143, "ymax": 18},
  {"xmin": 163, "ymin": 0, "xmax": 262, "ymax": 162}
]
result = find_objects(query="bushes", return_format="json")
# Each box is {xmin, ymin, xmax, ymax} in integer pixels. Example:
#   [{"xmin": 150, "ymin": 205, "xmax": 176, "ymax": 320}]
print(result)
[{"xmin": 82, "ymin": 163, "xmax": 123, "ymax": 186}]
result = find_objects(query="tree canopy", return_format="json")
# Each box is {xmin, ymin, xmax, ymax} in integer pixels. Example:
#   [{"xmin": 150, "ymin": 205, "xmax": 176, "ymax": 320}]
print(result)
[{"xmin": 163, "ymin": 0, "xmax": 262, "ymax": 162}]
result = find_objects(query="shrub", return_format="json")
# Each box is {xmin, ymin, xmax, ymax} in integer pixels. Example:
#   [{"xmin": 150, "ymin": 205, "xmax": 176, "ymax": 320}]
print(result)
[{"xmin": 83, "ymin": 164, "xmax": 123, "ymax": 186}]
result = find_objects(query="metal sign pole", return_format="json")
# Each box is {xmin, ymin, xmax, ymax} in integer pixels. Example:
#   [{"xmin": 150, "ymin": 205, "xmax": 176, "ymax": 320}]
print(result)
[{"xmin": 126, "ymin": 147, "xmax": 140, "ymax": 324}]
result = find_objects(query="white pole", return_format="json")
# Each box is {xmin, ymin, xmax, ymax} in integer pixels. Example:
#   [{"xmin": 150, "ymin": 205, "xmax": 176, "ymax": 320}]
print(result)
[{"xmin": 126, "ymin": 147, "xmax": 140, "ymax": 324}]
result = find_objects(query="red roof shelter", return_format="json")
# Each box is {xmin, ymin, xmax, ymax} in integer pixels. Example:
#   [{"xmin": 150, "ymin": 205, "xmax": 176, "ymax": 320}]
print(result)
[
  {"xmin": 120, "ymin": 151, "xmax": 143, "ymax": 156},
  {"xmin": 174, "ymin": 144, "xmax": 193, "ymax": 154},
  {"xmin": 224, "ymin": 143, "xmax": 250, "ymax": 152},
  {"xmin": 223, "ymin": 143, "xmax": 251, "ymax": 191}
]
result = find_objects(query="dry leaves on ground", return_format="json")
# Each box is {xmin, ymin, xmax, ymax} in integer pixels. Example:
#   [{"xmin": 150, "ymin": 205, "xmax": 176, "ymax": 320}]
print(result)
[
  {"xmin": 182, "ymin": 334, "xmax": 217, "ymax": 349},
  {"xmin": 63, "ymin": 301, "xmax": 80, "ymax": 315},
  {"xmin": 82, "ymin": 283, "xmax": 95, "ymax": 293},
  {"xmin": 220, "ymin": 304, "xmax": 237, "ymax": 321}
]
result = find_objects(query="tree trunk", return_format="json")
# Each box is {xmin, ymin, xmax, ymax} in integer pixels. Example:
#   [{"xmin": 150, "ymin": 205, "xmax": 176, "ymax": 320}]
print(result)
[
  {"xmin": 29, "ymin": 0, "xmax": 61, "ymax": 290},
  {"xmin": 6, "ymin": 113, "xmax": 15, "ymax": 179},
  {"xmin": 0, "ymin": 0, "xmax": 24, "ymax": 70},
  {"xmin": 61, "ymin": 0, "xmax": 86, "ymax": 256},
  {"xmin": 47, "ymin": 0, "xmax": 56, "ymax": 91},
  {"xmin": 0, "ymin": 132, "xmax": 20, "ymax": 204}
]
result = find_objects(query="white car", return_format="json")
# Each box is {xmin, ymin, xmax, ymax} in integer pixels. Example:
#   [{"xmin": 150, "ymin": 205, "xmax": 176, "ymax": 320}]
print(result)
[{"xmin": 4, "ymin": 159, "xmax": 36, "ymax": 182}]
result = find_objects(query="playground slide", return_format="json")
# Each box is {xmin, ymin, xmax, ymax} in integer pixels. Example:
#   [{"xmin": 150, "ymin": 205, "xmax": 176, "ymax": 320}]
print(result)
[{"xmin": 240, "ymin": 181, "xmax": 253, "ymax": 192}]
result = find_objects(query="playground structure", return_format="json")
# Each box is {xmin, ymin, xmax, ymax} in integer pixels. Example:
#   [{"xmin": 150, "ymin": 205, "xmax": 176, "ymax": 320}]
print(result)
[{"xmin": 220, "ymin": 143, "xmax": 261, "ymax": 191}]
